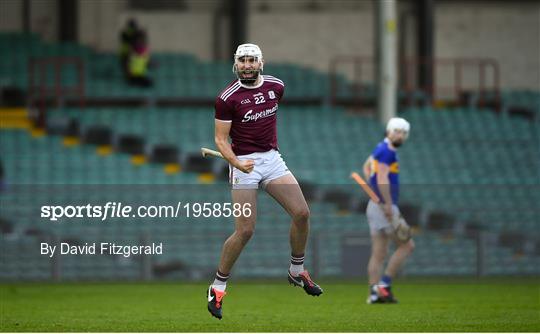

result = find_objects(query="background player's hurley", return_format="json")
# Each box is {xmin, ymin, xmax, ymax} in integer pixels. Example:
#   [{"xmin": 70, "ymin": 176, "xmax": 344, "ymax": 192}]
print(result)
[{"xmin": 351, "ymin": 172, "xmax": 411, "ymax": 242}]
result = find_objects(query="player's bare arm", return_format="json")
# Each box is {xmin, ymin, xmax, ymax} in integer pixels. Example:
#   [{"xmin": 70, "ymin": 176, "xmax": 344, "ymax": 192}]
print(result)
[
  {"xmin": 376, "ymin": 162, "xmax": 393, "ymax": 220},
  {"xmin": 214, "ymin": 120, "xmax": 254, "ymax": 173},
  {"xmin": 363, "ymin": 155, "xmax": 373, "ymax": 180}
]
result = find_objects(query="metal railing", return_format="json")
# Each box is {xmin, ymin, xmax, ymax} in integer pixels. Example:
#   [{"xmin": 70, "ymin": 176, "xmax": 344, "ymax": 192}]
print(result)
[{"xmin": 329, "ymin": 56, "xmax": 500, "ymax": 112}]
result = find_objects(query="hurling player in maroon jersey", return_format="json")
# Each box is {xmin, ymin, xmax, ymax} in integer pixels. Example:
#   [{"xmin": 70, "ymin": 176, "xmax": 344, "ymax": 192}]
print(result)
[{"xmin": 207, "ymin": 44, "xmax": 322, "ymax": 319}]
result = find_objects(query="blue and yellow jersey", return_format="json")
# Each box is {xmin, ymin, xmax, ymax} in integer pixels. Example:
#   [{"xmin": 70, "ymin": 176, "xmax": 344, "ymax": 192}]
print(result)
[{"xmin": 369, "ymin": 138, "xmax": 399, "ymax": 204}]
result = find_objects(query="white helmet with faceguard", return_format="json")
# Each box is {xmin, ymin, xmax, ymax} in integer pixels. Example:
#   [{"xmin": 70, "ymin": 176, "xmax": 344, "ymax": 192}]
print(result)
[
  {"xmin": 232, "ymin": 43, "xmax": 264, "ymax": 84},
  {"xmin": 386, "ymin": 117, "xmax": 410, "ymax": 139}
]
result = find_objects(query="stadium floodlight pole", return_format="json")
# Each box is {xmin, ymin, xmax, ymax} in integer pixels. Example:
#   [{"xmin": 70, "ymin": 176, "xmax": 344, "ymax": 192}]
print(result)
[{"xmin": 376, "ymin": 0, "xmax": 398, "ymax": 124}]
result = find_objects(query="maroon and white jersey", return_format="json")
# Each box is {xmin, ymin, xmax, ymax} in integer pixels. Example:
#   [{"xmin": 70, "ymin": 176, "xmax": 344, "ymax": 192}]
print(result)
[{"xmin": 214, "ymin": 75, "xmax": 285, "ymax": 156}]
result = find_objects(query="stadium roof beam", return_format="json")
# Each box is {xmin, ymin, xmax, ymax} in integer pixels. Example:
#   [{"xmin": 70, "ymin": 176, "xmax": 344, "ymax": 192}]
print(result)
[
  {"xmin": 230, "ymin": 0, "xmax": 248, "ymax": 57},
  {"xmin": 23, "ymin": 0, "xmax": 30, "ymax": 33},
  {"xmin": 58, "ymin": 0, "xmax": 78, "ymax": 42},
  {"xmin": 416, "ymin": 0, "xmax": 434, "ymax": 96}
]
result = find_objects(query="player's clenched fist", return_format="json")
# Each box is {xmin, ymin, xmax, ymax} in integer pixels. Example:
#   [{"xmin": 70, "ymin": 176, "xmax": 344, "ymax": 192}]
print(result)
[{"xmin": 235, "ymin": 159, "xmax": 255, "ymax": 173}]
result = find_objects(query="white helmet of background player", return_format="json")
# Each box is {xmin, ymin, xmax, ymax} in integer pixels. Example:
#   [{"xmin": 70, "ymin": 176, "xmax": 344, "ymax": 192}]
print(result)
[
  {"xmin": 232, "ymin": 43, "xmax": 264, "ymax": 84},
  {"xmin": 386, "ymin": 117, "xmax": 410, "ymax": 147}
]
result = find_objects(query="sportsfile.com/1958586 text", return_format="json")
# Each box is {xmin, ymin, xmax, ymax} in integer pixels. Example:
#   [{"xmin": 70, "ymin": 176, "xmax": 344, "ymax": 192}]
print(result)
[{"xmin": 40, "ymin": 202, "xmax": 253, "ymax": 221}]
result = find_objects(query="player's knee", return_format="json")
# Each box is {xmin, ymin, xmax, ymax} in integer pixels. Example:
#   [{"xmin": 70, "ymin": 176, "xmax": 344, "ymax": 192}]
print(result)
[
  {"xmin": 237, "ymin": 227, "xmax": 255, "ymax": 242},
  {"xmin": 408, "ymin": 240, "xmax": 415, "ymax": 253},
  {"xmin": 292, "ymin": 206, "xmax": 310, "ymax": 224},
  {"xmin": 401, "ymin": 239, "xmax": 415, "ymax": 254}
]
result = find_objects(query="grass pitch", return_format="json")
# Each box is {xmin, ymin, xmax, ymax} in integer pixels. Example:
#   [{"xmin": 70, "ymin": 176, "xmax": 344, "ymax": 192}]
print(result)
[{"xmin": 1, "ymin": 278, "xmax": 539, "ymax": 332}]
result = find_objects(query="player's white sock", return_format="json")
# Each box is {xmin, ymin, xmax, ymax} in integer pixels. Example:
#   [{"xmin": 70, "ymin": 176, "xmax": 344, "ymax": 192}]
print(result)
[
  {"xmin": 211, "ymin": 270, "xmax": 229, "ymax": 292},
  {"xmin": 289, "ymin": 253, "xmax": 305, "ymax": 276},
  {"xmin": 211, "ymin": 280, "xmax": 226, "ymax": 292}
]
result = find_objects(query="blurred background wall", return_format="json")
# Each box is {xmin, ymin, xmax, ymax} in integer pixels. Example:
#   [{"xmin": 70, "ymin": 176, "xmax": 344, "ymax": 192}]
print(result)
[{"xmin": 1, "ymin": 0, "xmax": 537, "ymax": 89}]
